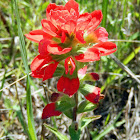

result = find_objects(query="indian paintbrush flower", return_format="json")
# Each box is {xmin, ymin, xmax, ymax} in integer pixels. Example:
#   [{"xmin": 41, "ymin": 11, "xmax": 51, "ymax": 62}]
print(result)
[{"xmin": 25, "ymin": 0, "xmax": 117, "ymax": 119}]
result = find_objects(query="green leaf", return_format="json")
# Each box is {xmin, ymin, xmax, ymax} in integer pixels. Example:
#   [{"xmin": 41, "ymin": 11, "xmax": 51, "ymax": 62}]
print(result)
[
  {"xmin": 44, "ymin": 124, "xmax": 68, "ymax": 140},
  {"xmin": 77, "ymin": 100, "xmax": 98, "ymax": 114},
  {"xmin": 64, "ymin": 109, "xmax": 73, "ymax": 119},
  {"xmin": 79, "ymin": 84, "xmax": 95, "ymax": 96},
  {"xmin": 53, "ymin": 67, "xmax": 64, "ymax": 77},
  {"xmin": 0, "ymin": 70, "xmax": 6, "ymax": 99},
  {"xmin": 55, "ymin": 94, "xmax": 75, "ymax": 112},
  {"xmin": 4, "ymin": 98, "xmax": 12, "ymax": 109},
  {"xmin": 80, "ymin": 115, "xmax": 101, "ymax": 130},
  {"xmin": 12, "ymin": 0, "xmax": 37, "ymax": 139},
  {"xmin": 105, "ymin": 113, "xmax": 110, "ymax": 126},
  {"xmin": 26, "ymin": 76, "xmax": 37, "ymax": 140},
  {"xmin": 12, "ymin": 0, "xmax": 29, "ymax": 74},
  {"xmin": 56, "ymin": 100, "xmax": 75, "ymax": 112},
  {"xmin": 69, "ymin": 123, "xmax": 81, "ymax": 140}
]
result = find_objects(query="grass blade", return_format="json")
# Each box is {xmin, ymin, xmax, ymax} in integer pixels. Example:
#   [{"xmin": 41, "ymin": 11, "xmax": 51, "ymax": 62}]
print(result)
[
  {"xmin": 110, "ymin": 54, "xmax": 140, "ymax": 84},
  {"xmin": 0, "ymin": 69, "xmax": 6, "ymax": 99},
  {"xmin": 122, "ymin": 0, "xmax": 127, "ymax": 27},
  {"xmin": 92, "ymin": 110, "xmax": 125, "ymax": 140},
  {"xmin": 101, "ymin": 46, "xmax": 140, "ymax": 92},
  {"xmin": 13, "ymin": 105, "xmax": 29, "ymax": 136},
  {"xmin": 92, "ymin": 120, "xmax": 125, "ymax": 140},
  {"xmin": 102, "ymin": 0, "xmax": 108, "ymax": 28},
  {"xmin": 12, "ymin": 0, "xmax": 37, "ymax": 139}
]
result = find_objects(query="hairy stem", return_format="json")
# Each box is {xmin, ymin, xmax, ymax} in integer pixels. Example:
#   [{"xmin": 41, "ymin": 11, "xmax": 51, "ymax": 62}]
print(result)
[{"xmin": 73, "ymin": 92, "xmax": 78, "ymax": 130}]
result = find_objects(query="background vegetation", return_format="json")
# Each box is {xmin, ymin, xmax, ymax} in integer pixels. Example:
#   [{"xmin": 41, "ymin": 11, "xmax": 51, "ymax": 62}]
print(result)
[{"xmin": 0, "ymin": 0, "xmax": 140, "ymax": 139}]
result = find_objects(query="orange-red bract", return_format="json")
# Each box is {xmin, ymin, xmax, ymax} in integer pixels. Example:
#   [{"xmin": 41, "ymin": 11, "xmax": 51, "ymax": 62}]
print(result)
[
  {"xmin": 85, "ymin": 87, "xmax": 101, "ymax": 104},
  {"xmin": 42, "ymin": 103, "xmax": 61, "ymax": 119},
  {"xmin": 57, "ymin": 76, "xmax": 80, "ymax": 97}
]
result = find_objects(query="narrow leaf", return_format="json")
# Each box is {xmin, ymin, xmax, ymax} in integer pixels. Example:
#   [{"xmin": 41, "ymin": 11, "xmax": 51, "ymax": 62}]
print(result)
[
  {"xmin": 77, "ymin": 100, "xmax": 98, "ymax": 113},
  {"xmin": 0, "ymin": 69, "xmax": 6, "ymax": 99},
  {"xmin": 44, "ymin": 124, "xmax": 68, "ymax": 140},
  {"xmin": 80, "ymin": 115, "xmax": 101, "ymax": 130},
  {"xmin": 13, "ymin": 105, "xmax": 30, "ymax": 137},
  {"xmin": 12, "ymin": 0, "xmax": 37, "ymax": 139}
]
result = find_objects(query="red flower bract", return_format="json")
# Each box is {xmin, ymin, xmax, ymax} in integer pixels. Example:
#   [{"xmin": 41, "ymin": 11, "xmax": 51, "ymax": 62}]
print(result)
[
  {"xmin": 57, "ymin": 76, "xmax": 80, "ymax": 97},
  {"xmin": 75, "ymin": 42, "xmax": 117, "ymax": 62},
  {"xmin": 85, "ymin": 87, "xmax": 101, "ymax": 104},
  {"xmin": 90, "ymin": 73, "xmax": 99, "ymax": 81},
  {"xmin": 75, "ymin": 47, "xmax": 100, "ymax": 62},
  {"xmin": 78, "ymin": 66, "xmax": 87, "ymax": 75},
  {"xmin": 31, "ymin": 55, "xmax": 58, "ymax": 81},
  {"xmin": 42, "ymin": 103, "xmax": 61, "ymax": 119}
]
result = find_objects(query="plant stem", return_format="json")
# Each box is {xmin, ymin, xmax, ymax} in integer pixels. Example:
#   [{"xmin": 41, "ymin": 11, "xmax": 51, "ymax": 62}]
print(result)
[{"xmin": 73, "ymin": 92, "xmax": 78, "ymax": 130}]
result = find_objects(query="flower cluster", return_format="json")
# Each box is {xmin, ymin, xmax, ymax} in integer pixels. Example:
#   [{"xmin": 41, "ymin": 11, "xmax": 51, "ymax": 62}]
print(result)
[{"xmin": 25, "ymin": 0, "xmax": 117, "ymax": 119}]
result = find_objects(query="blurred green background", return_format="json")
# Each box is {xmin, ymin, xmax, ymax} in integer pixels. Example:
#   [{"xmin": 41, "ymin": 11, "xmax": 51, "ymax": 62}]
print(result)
[{"xmin": 0, "ymin": 0, "xmax": 140, "ymax": 139}]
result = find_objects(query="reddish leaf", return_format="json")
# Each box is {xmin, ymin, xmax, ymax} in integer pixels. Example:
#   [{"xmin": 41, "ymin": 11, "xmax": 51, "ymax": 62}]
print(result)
[
  {"xmin": 50, "ymin": 93, "xmax": 62, "ymax": 102},
  {"xmin": 38, "ymin": 39, "xmax": 50, "ymax": 55},
  {"xmin": 78, "ymin": 66, "xmax": 87, "ymax": 75},
  {"xmin": 30, "ymin": 55, "xmax": 58, "ymax": 80},
  {"xmin": 42, "ymin": 103, "xmax": 61, "ymax": 119},
  {"xmin": 61, "ymin": 31, "xmax": 66, "ymax": 43},
  {"xmin": 43, "ymin": 61, "xmax": 58, "ymax": 81},
  {"xmin": 62, "ymin": 20, "xmax": 76, "ymax": 34},
  {"xmin": 25, "ymin": 29, "xmax": 52, "ymax": 43},
  {"xmin": 90, "ymin": 73, "xmax": 99, "ymax": 81},
  {"xmin": 94, "ymin": 27, "xmax": 108, "ymax": 42},
  {"xmin": 94, "ymin": 42, "xmax": 117, "ymax": 56},
  {"xmin": 41, "ymin": 19, "xmax": 57, "ymax": 36},
  {"xmin": 75, "ymin": 48, "xmax": 100, "ymax": 62},
  {"xmin": 46, "ymin": 3, "xmax": 65, "ymax": 15},
  {"xmin": 76, "ymin": 31, "xmax": 86, "ymax": 43},
  {"xmin": 76, "ymin": 13, "xmax": 91, "ymax": 31},
  {"xmin": 57, "ymin": 76, "xmax": 80, "ymax": 97},
  {"xmin": 47, "ymin": 44, "xmax": 72, "ymax": 55},
  {"xmin": 31, "ymin": 55, "xmax": 51, "ymax": 72},
  {"xmin": 25, "ymin": 34, "xmax": 43, "ymax": 43},
  {"xmin": 87, "ymin": 10, "xmax": 103, "ymax": 34},
  {"xmin": 65, "ymin": 0, "xmax": 79, "ymax": 17},
  {"xmin": 85, "ymin": 87, "xmax": 101, "ymax": 104}
]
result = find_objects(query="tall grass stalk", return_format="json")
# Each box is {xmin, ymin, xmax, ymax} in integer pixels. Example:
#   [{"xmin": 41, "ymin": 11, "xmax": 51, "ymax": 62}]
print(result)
[{"xmin": 12, "ymin": 0, "xmax": 37, "ymax": 139}]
